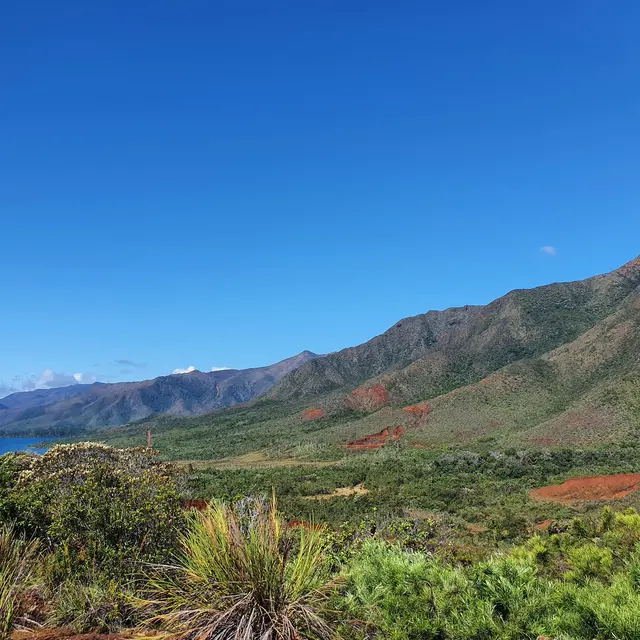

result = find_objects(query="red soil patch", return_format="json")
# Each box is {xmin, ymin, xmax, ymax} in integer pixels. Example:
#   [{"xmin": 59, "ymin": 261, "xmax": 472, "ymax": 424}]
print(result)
[
  {"xmin": 402, "ymin": 403, "xmax": 431, "ymax": 424},
  {"xmin": 533, "ymin": 519, "xmax": 553, "ymax": 532},
  {"xmin": 182, "ymin": 498, "xmax": 210, "ymax": 511},
  {"xmin": 300, "ymin": 407, "xmax": 324, "ymax": 422},
  {"xmin": 345, "ymin": 426, "xmax": 405, "ymax": 451},
  {"xmin": 411, "ymin": 443, "xmax": 425, "ymax": 448},
  {"xmin": 346, "ymin": 384, "xmax": 391, "ymax": 413},
  {"xmin": 530, "ymin": 473, "xmax": 640, "ymax": 505}
]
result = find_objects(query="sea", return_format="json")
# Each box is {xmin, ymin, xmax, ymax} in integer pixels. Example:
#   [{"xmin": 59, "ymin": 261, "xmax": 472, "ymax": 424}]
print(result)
[{"xmin": 0, "ymin": 437, "xmax": 57, "ymax": 455}]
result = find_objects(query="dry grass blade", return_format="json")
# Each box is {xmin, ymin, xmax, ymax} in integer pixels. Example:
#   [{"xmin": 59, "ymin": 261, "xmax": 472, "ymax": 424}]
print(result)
[
  {"xmin": 139, "ymin": 497, "xmax": 338, "ymax": 640},
  {"xmin": 0, "ymin": 525, "xmax": 39, "ymax": 640}
]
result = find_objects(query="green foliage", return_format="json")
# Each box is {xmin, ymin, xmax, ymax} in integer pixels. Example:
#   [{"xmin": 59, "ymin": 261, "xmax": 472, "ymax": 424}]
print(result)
[
  {"xmin": 141, "ymin": 497, "xmax": 339, "ymax": 640},
  {"xmin": 14, "ymin": 443, "xmax": 186, "ymax": 579},
  {"xmin": 0, "ymin": 525, "xmax": 39, "ymax": 640},
  {"xmin": 566, "ymin": 544, "xmax": 613, "ymax": 583},
  {"xmin": 342, "ymin": 540, "xmax": 554, "ymax": 640},
  {"xmin": 46, "ymin": 577, "xmax": 138, "ymax": 634}
]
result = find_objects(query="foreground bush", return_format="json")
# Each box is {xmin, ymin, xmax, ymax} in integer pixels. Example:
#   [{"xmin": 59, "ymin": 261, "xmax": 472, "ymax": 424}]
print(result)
[
  {"xmin": 142, "ymin": 497, "xmax": 338, "ymax": 640},
  {"xmin": 13, "ymin": 443, "xmax": 185, "ymax": 577},
  {"xmin": 0, "ymin": 525, "xmax": 38, "ymax": 640}
]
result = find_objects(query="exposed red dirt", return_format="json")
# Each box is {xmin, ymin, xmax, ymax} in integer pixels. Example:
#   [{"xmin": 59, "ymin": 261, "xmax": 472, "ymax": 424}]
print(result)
[
  {"xmin": 533, "ymin": 519, "xmax": 553, "ymax": 532},
  {"xmin": 411, "ymin": 443, "xmax": 425, "ymax": 448},
  {"xmin": 300, "ymin": 407, "xmax": 324, "ymax": 422},
  {"xmin": 402, "ymin": 403, "xmax": 431, "ymax": 424},
  {"xmin": 345, "ymin": 384, "xmax": 391, "ymax": 413},
  {"xmin": 530, "ymin": 473, "xmax": 640, "ymax": 505},
  {"xmin": 182, "ymin": 498, "xmax": 210, "ymax": 510},
  {"xmin": 345, "ymin": 426, "xmax": 405, "ymax": 450}
]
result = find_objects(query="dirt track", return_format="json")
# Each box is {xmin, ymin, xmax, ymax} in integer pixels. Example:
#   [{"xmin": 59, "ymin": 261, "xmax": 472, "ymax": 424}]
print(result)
[{"xmin": 530, "ymin": 473, "xmax": 640, "ymax": 504}]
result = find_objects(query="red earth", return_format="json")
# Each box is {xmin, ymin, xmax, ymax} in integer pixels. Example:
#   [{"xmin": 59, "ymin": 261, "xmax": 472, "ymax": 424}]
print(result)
[
  {"xmin": 403, "ymin": 403, "xmax": 431, "ymax": 418},
  {"xmin": 345, "ymin": 384, "xmax": 391, "ymax": 413},
  {"xmin": 530, "ymin": 473, "xmax": 640, "ymax": 505},
  {"xmin": 182, "ymin": 498, "xmax": 210, "ymax": 510},
  {"xmin": 300, "ymin": 407, "xmax": 324, "ymax": 422},
  {"xmin": 345, "ymin": 426, "xmax": 405, "ymax": 451}
]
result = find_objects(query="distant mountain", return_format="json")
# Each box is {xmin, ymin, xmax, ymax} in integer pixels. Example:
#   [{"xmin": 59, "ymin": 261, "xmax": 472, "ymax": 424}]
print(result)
[
  {"xmin": 0, "ymin": 404, "xmax": 7, "ymax": 411},
  {"xmin": 0, "ymin": 352, "xmax": 317, "ymax": 435},
  {"xmin": 111, "ymin": 255, "xmax": 640, "ymax": 460},
  {"xmin": 0, "ymin": 384, "xmax": 97, "ymax": 410},
  {"xmin": 271, "ymin": 257, "xmax": 640, "ymax": 405}
]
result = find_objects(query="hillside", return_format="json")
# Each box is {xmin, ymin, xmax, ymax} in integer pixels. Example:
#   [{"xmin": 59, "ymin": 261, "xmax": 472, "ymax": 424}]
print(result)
[
  {"xmin": 99, "ymin": 256, "xmax": 640, "ymax": 460},
  {"xmin": 0, "ymin": 351, "xmax": 317, "ymax": 435}
]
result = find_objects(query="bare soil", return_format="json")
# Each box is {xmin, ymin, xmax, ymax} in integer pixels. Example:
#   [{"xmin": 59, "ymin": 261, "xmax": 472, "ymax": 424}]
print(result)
[
  {"xmin": 345, "ymin": 426, "xmax": 405, "ymax": 450},
  {"xmin": 303, "ymin": 483, "xmax": 369, "ymax": 500},
  {"xmin": 530, "ymin": 473, "xmax": 640, "ymax": 504}
]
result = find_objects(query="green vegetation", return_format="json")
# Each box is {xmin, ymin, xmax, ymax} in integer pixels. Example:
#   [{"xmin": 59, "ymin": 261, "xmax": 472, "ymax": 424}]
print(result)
[
  {"xmin": 142, "ymin": 497, "xmax": 337, "ymax": 640},
  {"xmin": 0, "ymin": 525, "xmax": 38, "ymax": 640},
  {"xmin": 4, "ymin": 443, "xmax": 640, "ymax": 638}
]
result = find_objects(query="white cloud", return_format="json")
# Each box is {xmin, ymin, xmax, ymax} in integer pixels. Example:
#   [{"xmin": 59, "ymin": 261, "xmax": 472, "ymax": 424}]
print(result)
[
  {"xmin": 540, "ymin": 246, "xmax": 557, "ymax": 256},
  {"xmin": 172, "ymin": 366, "xmax": 198, "ymax": 375},
  {"xmin": 0, "ymin": 382, "xmax": 19, "ymax": 399},
  {"xmin": 211, "ymin": 367, "xmax": 231, "ymax": 372},
  {"xmin": 3, "ymin": 369, "xmax": 101, "ymax": 394},
  {"xmin": 73, "ymin": 372, "xmax": 98, "ymax": 384}
]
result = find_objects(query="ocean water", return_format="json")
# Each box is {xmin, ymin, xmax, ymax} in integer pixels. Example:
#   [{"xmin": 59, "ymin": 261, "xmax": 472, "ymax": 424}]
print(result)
[{"xmin": 0, "ymin": 437, "xmax": 56, "ymax": 455}]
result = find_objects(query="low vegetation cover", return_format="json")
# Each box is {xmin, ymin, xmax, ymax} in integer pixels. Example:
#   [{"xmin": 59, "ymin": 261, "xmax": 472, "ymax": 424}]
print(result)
[{"xmin": 3, "ymin": 443, "xmax": 640, "ymax": 639}]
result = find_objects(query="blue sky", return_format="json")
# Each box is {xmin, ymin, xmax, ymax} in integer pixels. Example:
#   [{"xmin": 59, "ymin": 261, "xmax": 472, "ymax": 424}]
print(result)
[{"xmin": 1, "ymin": 0, "xmax": 639, "ymax": 396}]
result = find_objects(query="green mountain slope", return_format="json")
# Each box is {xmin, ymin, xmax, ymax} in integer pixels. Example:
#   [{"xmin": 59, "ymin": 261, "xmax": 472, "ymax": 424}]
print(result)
[{"xmin": 98, "ymin": 256, "xmax": 640, "ymax": 460}]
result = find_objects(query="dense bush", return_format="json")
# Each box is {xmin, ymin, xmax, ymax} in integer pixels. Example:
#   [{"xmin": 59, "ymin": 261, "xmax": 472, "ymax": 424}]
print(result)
[
  {"xmin": 12, "ymin": 443, "xmax": 186, "ymax": 574},
  {"xmin": 4, "ymin": 442, "xmax": 640, "ymax": 639}
]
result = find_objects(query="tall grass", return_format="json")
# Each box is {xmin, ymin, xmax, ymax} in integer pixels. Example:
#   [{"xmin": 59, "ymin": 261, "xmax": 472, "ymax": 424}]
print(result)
[
  {"xmin": 0, "ymin": 525, "xmax": 39, "ymax": 640},
  {"xmin": 142, "ymin": 497, "xmax": 338, "ymax": 640}
]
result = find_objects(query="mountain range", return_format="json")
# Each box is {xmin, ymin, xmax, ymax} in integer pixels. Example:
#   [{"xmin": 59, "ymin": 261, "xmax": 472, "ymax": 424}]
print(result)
[
  {"xmin": 5, "ymin": 255, "xmax": 640, "ymax": 456},
  {"xmin": 0, "ymin": 351, "xmax": 317, "ymax": 435},
  {"xmin": 98, "ymin": 254, "xmax": 640, "ymax": 460}
]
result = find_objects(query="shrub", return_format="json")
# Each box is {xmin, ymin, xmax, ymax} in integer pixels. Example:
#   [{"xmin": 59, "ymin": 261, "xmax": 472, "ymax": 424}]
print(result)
[
  {"xmin": 15, "ymin": 443, "xmax": 185, "ymax": 577},
  {"xmin": 141, "ymin": 497, "xmax": 338, "ymax": 640},
  {"xmin": 566, "ymin": 544, "xmax": 613, "ymax": 584},
  {"xmin": 47, "ymin": 577, "xmax": 138, "ymax": 634},
  {"xmin": 0, "ymin": 525, "xmax": 39, "ymax": 640},
  {"xmin": 342, "ymin": 540, "xmax": 495, "ymax": 640}
]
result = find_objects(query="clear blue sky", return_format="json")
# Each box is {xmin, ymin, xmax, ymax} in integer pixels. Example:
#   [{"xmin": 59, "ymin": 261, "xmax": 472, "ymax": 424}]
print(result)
[{"xmin": 1, "ymin": 0, "xmax": 639, "ymax": 395}]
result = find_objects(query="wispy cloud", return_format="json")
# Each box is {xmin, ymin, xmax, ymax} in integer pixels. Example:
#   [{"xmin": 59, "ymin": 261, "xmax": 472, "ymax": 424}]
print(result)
[
  {"xmin": 114, "ymin": 359, "xmax": 147, "ymax": 368},
  {"xmin": 172, "ymin": 366, "xmax": 198, "ymax": 375},
  {"xmin": 211, "ymin": 366, "xmax": 232, "ymax": 372},
  {"xmin": 0, "ymin": 382, "xmax": 19, "ymax": 399},
  {"xmin": 540, "ymin": 246, "xmax": 557, "ymax": 256},
  {"xmin": 2, "ymin": 369, "xmax": 101, "ymax": 395}
]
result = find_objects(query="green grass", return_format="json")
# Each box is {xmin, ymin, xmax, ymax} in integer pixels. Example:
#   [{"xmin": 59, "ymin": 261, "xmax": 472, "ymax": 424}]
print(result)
[
  {"xmin": 141, "ymin": 497, "xmax": 338, "ymax": 640},
  {"xmin": 0, "ymin": 525, "xmax": 38, "ymax": 640}
]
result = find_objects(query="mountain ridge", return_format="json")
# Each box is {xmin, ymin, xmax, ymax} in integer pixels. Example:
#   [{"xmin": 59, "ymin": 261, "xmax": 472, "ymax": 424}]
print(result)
[
  {"xmin": 0, "ymin": 351, "xmax": 318, "ymax": 434},
  {"xmin": 95, "ymin": 254, "xmax": 640, "ymax": 460}
]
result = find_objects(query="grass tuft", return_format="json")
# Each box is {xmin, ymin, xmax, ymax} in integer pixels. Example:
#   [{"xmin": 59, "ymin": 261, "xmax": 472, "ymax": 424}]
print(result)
[{"xmin": 141, "ymin": 496, "xmax": 339, "ymax": 640}]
